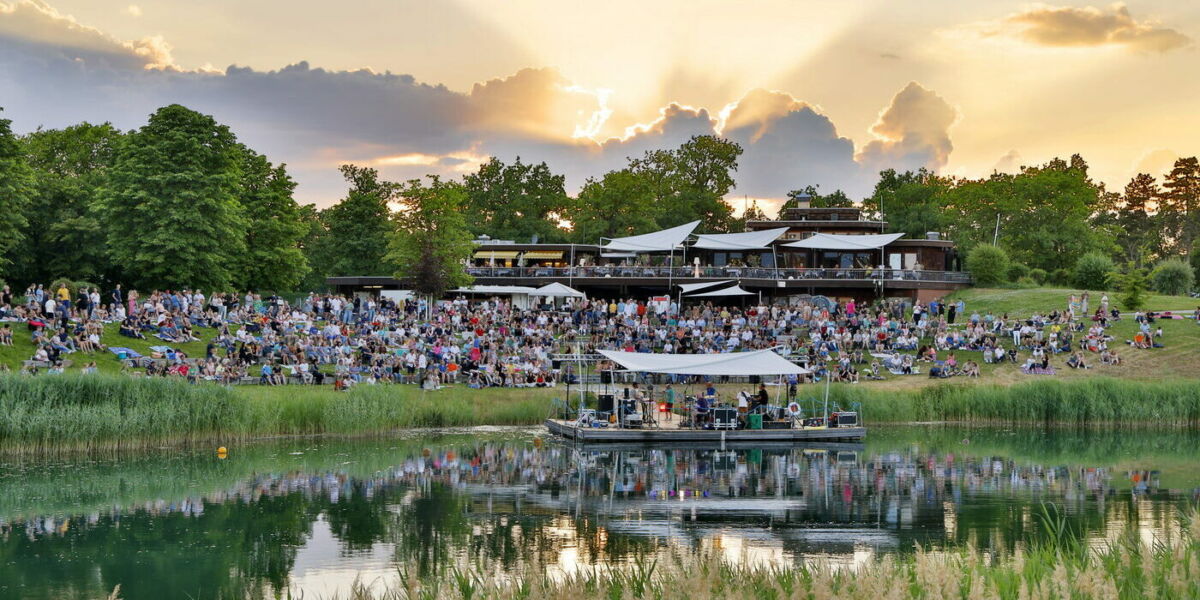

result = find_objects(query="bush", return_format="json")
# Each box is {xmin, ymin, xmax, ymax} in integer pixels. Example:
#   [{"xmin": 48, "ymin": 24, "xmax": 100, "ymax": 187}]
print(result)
[
  {"xmin": 1071, "ymin": 252, "xmax": 1115, "ymax": 290},
  {"xmin": 1050, "ymin": 268, "xmax": 1071, "ymax": 285},
  {"xmin": 965, "ymin": 245, "xmax": 1010, "ymax": 286},
  {"xmin": 1111, "ymin": 264, "xmax": 1149, "ymax": 311},
  {"xmin": 1151, "ymin": 258, "xmax": 1195, "ymax": 296},
  {"xmin": 1016, "ymin": 276, "xmax": 1037, "ymax": 287},
  {"xmin": 1028, "ymin": 268, "xmax": 1048, "ymax": 285},
  {"xmin": 1007, "ymin": 262, "xmax": 1030, "ymax": 282}
]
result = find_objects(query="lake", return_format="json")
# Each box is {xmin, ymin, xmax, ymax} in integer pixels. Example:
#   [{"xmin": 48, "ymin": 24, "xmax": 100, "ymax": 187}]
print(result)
[{"xmin": 1, "ymin": 425, "xmax": 1197, "ymax": 599}]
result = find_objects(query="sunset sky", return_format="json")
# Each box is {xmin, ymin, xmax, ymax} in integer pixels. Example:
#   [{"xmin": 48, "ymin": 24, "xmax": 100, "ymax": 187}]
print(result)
[{"xmin": 1, "ymin": 0, "xmax": 1197, "ymax": 210}]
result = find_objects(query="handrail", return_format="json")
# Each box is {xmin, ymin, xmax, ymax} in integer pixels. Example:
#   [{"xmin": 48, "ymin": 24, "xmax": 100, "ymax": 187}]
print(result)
[{"xmin": 464, "ymin": 266, "xmax": 972, "ymax": 283}]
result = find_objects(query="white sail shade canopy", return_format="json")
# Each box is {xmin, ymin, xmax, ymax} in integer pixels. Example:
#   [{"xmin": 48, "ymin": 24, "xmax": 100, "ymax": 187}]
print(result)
[
  {"xmin": 599, "ymin": 349, "xmax": 810, "ymax": 375},
  {"xmin": 783, "ymin": 232, "xmax": 905, "ymax": 250},
  {"xmin": 452, "ymin": 285, "xmax": 538, "ymax": 295},
  {"xmin": 691, "ymin": 227, "xmax": 789, "ymax": 250},
  {"xmin": 686, "ymin": 285, "xmax": 755, "ymax": 297},
  {"xmin": 602, "ymin": 220, "xmax": 701, "ymax": 252},
  {"xmin": 676, "ymin": 280, "xmax": 733, "ymax": 294},
  {"xmin": 534, "ymin": 282, "xmax": 586, "ymax": 298}
]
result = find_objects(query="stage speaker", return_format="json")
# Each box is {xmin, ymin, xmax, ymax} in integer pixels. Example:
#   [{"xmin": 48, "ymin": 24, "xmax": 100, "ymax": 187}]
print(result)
[{"xmin": 598, "ymin": 394, "xmax": 615, "ymax": 413}]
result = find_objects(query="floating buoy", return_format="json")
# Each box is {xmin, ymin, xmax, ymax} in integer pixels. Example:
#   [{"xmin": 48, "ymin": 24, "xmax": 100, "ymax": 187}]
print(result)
[
  {"xmin": 533, "ymin": 437, "xmax": 544, "ymax": 448},
  {"xmin": 216, "ymin": 446, "xmax": 228, "ymax": 459}
]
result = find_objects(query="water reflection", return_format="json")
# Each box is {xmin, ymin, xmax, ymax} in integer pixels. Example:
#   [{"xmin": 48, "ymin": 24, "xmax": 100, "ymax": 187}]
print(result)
[{"xmin": 0, "ymin": 427, "xmax": 1197, "ymax": 600}]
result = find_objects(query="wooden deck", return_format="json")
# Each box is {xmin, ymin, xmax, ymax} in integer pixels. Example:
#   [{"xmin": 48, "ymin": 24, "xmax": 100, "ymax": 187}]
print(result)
[{"xmin": 545, "ymin": 419, "xmax": 866, "ymax": 444}]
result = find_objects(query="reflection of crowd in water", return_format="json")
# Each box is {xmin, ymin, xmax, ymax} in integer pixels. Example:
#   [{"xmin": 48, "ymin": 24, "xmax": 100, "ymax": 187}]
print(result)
[{"xmin": 3, "ymin": 439, "xmax": 1188, "ymax": 545}]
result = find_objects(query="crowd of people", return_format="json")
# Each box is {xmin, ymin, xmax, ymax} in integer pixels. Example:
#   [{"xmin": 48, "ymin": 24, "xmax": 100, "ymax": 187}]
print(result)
[{"xmin": 0, "ymin": 281, "xmax": 1170, "ymax": 388}]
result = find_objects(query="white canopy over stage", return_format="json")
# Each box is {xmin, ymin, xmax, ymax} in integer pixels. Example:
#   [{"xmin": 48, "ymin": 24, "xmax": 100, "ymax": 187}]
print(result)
[{"xmin": 599, "ymin": 349, "xmax": 810, "ymax": 376}]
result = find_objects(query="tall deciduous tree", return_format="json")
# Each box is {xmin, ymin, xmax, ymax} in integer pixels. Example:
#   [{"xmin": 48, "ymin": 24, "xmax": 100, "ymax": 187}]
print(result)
[
  {"xmin": 388, "ymin": 176, "xmax": 474, "ymax": 299},
  {"xmin": 568, "ymin": 169, "xmax": 657, "ymax": 242},
  {"xmin": 860, "ymin": 169, "xmax": 948, "ymax": 237},
  {"xmin": 628, "ymin": 135, "xmax": 743, "ymax": 232},
  {"xmin": 0, "ymin": 108, "xmax": 34, "ymax": 280},
  {"xmin": 314, "ymin": 165, "xmax": 397, "ymax": 277},
  {"xmin": 97, "ymin": 105, "xmax": 246, "ymax": 291},
  {"xmin": 462, "ymin": 157, "xmax": 569, "ymax": 242},
  {"xmin": 16, "ymin": 123, "xmax": 121, "ymax": 285},
  {"xmin": 1093, "ymin": 173, "xmax": 1159, "ymax": 265},
  {"xmin": 232, "ymin": 146, "xmax": 309, "ymax": 291}
]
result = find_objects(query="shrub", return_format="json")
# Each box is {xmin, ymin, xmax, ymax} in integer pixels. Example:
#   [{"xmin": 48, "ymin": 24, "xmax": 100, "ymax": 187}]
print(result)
[
  {"xmin": 1028, "ymin": 268, "xmax": 1048, "ymax": 285},
  {"xmin": 1007, "ymin": 262, "xmax": 1030, "ymax": 282},
  {"xmin": 1110, "ymin": 263, "xmax": 1149, "ymax": 311},
  {"xmin": 965, "ymin": 245, "xmax": 1010, "ymax": 286},
  {"xmin": 1050, "ymin": 268, "xmax": 1071, "ymax": 285},
  {"xmin": 1151, "ymin": 258, "xmax": 1195, "ymax": 296},
  {"xmin": 1071, "ymin": 252, "xmax": 1115, "ymax": 290},
  {"xmin": 1015, "ymin": 276, "xmax": 1037, "ymax": 287}
]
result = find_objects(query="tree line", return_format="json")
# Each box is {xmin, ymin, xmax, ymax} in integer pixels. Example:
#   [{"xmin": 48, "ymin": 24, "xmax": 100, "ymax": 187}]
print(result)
[{"xmin": 1, "ymin": 102, "xmax": 1197, "ymax": 298}]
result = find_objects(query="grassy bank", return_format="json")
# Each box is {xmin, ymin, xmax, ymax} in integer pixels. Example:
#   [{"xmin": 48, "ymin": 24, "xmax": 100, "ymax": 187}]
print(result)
[
  {"xmin": 0, "ymin": 374, "xmax": 556, "ymax": 452},
  {"xmin": 313, "ymin": 509, "xmax": 1200, "ymax": 600}
]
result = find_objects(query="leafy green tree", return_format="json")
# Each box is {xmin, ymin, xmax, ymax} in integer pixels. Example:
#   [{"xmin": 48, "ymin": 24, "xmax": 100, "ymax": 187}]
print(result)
[
  {"xmin": 462, "ymin": 157, "xmax": 569, "ymax": 242},
  {"xmin": 781, "ymin": 185, "xmax": 853, "ymax": 211},
  {"xmin": 1072, "ymin": 252, "xmax": 1115, "ymax": 290},
  {"xmin": 1150, "ymin": 258, "xmax": 1194, "ymax": 296},
  {"xmin": 388, "ymin": 176, "xmax": 474, "ymax": 299},
  {"xmin": 0, "ymin": 108, "xmax": 34, "ymax": 280},
  {"xmin": 314, "ymin": 165, "xmax": 397, "ymax": 277},
  {"xmin": 943, "ymin": 156, "xmax": 1114, "ymax": 272},
  {"xmin": 568, "ymin": 169, "xmax": 657, "ymax": 242},
  {"xmin": 965, "ymin": 245, "xmax": 1010, "ymax": 286},
  {"xmin": 628, "ymin": 135, "xmax": 742, "ymax": 232},
  {"xmin": 1158, "ymin": 157, "xmax": 1200, "ymax": 254},
  {"xmin": 1111, "ymin": 263, "xmax": 1149, "ymax": 311},
  {"xmin": 860, "ymin": 169, "xmax": 948, "ymax": 238},
  {"xmin": 97, "ymin": 105, "xmax": 246, "ymax": 290},
  {"xmin": 231, "ymin": 146, "xmax": 309, "ymax": 291},
  {"xmin": 296, "ymin": 203, "xmax": 329, "ymax": 292}
]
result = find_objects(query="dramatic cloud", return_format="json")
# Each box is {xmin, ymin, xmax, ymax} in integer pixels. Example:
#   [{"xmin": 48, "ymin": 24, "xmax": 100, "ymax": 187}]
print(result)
[
  {"xmin": 856, "ymin": 82, "xmax": 958, "ymax": 174},
  {"xmin": 983, "ymin": 4, "xmax": 1191, "ymax": 53},
  {"xmin": 0, "ymin": 0, "xmax": 175, "ymax": 69},
  {"xmin": 0, "ymin": 1, "xmax": 959, "ymax": 205}
]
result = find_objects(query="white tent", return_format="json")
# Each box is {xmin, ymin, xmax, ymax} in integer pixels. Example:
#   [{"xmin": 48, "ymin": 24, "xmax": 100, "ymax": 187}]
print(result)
[
  {"xmin": 676, "ymin": 280, "xmax": 732, "ymax": 294},
  {"xmin": 602, "ymin": 220, "xmax": 701, "ymax": 252},
  {"xmin": 687, "ymin": 285, "xmax": 755, "ymax": 297},
  {"xmin": 534, "ymin": 282, "xmax": 586, "ymax": 298},
  {"xmin": 599, "ymin": 349, "xmax": 810, "ymax": 375},
  {"xmin": 691, "ymin": 227, "xmax": 789, "ymax": 250},
  {"xmin": 783, "ymin": 232, "xmax": 905, "ymax": 250},
  {"xmin": 452, "ymin": 285, "xmax": 539, "ymax": 295}
]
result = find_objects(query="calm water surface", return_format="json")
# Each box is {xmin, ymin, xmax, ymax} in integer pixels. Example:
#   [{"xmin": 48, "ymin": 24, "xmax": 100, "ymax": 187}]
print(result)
[{"xmin": 1, "ymin": 425, "xmax": 1197, "ymax": 600}]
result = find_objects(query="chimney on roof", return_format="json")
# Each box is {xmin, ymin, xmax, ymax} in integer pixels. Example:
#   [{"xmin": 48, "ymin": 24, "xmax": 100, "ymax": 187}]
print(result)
[
  {"xmin": 926, "ymin": 231, "xmax": 941, "ymax": 240},
  {"xmin": 794, "ymin": 193, "xmax": 812, "ymax": 209}
]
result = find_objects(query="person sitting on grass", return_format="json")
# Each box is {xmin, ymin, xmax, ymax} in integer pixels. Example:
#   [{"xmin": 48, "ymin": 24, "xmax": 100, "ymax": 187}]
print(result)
[
  {"xmin": 1066, "ymin": 352, "xmax": 1089, "ymax": 369},
  {"xmin": 119, "ymin": 317, "xmax": 146, "ymax": 339},
  {"xmin": 1101, "ymin": 348, "xmax": 1122, "ymax": 365},
  {"xmin": 963, "ymin": 360, "xmax": 980, "ymax": 378},
  {"xmin": 0, "ymin": 323, "xmax": 11, "ymax": 346}
]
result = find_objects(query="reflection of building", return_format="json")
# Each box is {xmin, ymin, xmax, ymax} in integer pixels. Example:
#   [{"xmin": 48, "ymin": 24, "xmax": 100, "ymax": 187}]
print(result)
[{"xmin": 329, "ymin": 205, "xmax": 969, "ymax": 303}]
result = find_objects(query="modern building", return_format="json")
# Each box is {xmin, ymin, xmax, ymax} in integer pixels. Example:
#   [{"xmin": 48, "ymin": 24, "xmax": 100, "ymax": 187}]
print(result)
[{"xmin": 327, "ymin": 203, "xmax": 970, "ymax": 303}]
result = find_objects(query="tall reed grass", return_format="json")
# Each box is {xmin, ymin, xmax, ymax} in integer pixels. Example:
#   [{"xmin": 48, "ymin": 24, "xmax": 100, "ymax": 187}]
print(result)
[
  {"xmin": 307, "ymin": 506, "xmax": 1200, "ymax": 600},
  {"xmin": 0, "ymin": 375, "xmax": 556, "ymax": 452},
  {"xmin": 822, "ymin": 376, "xmax": 1200, "ymax": 426}
]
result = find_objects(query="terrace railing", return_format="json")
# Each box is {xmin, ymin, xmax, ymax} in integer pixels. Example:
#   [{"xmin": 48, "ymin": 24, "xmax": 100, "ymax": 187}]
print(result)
[{"xmin": 465, "ymin": 266, "xmax": 972, "ymax": 284}]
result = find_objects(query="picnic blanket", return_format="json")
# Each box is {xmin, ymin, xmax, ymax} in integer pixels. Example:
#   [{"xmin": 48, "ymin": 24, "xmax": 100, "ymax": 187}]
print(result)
[{"xmin": 109, "ymin": 347, "xmax": 144, "ymax": 359}]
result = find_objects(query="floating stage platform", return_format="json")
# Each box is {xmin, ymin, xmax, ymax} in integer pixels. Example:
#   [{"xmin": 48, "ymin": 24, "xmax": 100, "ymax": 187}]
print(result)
[{"xmin": 544, "ymin": 419, "xmax": 866, "ymax": 444}]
